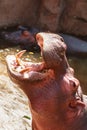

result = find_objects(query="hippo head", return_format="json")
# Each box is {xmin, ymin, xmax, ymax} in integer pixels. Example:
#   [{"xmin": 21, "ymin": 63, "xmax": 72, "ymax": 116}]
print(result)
[
  {"xmin": 0, "ymin": 26, "xmax": 40, "ymax": 52},
  {"xmin": 6, "ymin": 32, "xmax": 85, "ymax": 129}
]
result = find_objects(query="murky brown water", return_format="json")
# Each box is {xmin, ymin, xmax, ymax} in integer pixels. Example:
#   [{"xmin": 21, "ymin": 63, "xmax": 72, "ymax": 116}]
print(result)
[{"xmin": 0, "ymin": 45, "xmax": 87, "ymax": 130}]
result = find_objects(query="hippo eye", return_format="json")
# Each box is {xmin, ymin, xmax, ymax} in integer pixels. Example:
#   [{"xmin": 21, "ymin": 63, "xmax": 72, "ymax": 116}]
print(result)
[
  {"xmin": 72, "ymin": 82, "xmax": 76, "ymax": 88},
  {"xmin": 69, "ymin": 80, "xmax": 78, "ymax": 90}
]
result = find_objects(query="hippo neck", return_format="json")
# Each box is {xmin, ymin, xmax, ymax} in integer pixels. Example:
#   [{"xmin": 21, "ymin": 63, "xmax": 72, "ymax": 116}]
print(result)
[
  {"xmin": 31, "ymin": 110, "xmax": 86, "ymax": 130},
  {"xmin": 69, "ymin": 109, "xmax": 87, "ymax": 130},
  {"xmin": 31, "ymin": 110, "xmax": 68, "ymax": 130}
]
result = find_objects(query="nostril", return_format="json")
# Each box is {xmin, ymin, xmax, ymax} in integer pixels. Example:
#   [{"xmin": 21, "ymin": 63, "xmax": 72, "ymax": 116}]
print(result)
[
  {"xmin": 36, "ymin": 35, "xmax": 43, "ymax": 48},
  {"xmin": 60, "ymin": 37, "xmax": 64, "ymax": 42}
]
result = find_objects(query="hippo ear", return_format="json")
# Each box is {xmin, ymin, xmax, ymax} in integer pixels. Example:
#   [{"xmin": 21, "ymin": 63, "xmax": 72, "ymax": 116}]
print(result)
[
  {"xmin": 67, "ymin": 99, "xmax": 85, "ymax": 121},
  {"xmin": 76, "ymin": 100, "xmax": 85, "ymax": 115}
]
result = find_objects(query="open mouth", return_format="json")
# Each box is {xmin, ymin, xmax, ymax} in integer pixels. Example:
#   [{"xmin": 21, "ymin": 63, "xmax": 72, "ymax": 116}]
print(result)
[
  {"xmin": 6, "ymin": 49, "xmax": 50, "ymax": 81},
  {"xmin": 6, "ymin": 32, "xmax": 62, "ymax": 82}
]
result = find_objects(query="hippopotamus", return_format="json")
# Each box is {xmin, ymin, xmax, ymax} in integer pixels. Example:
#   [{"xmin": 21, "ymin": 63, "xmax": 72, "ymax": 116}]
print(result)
[
  {"xmin": 6, "ymin": 32, "xmax": 87, "ymax": 130},
  {"xmin": 0, "ymin": 25, "xmax": 40, "ymax": 52},
  {"xmin": 60, "ymin": 33, "xmax": 87, "ymax": 57}
]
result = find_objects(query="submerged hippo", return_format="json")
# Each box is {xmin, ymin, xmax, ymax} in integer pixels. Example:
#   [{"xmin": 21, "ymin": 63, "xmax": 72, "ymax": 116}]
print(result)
[
  {"xmin": 60, "ymin": 33, "xmax": 87, "ymax": 57},
  {"xmin": 6, "ymin": 32, "xmax": 87, "ymax": 130},
  {"xmin": 0, "ymin": 25, "xmax": 40, "ymax": 52}
]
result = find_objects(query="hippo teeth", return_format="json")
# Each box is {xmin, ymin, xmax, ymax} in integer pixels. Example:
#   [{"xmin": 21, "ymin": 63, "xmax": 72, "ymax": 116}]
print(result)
[
  {"xmin": 15, "ymin": 50, "xmax": 26, "ymax": 66},
  {"xmin": 16, "ymin": 50, "xmax": 26, "ymax": 58},
  {"xmin": 14, "ymin": 50, "xmax": 32, "ymax": 73},
  {"xmin": 7, "ymin": 50, "xmax": 31, "ymax": 73}
]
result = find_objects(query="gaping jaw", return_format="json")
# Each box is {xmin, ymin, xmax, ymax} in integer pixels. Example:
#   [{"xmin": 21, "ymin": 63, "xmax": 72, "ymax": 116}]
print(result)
[
  {"xmin": 6, "ymin": 49, "xmax": 50, "ymax": 83},
  {"xmin": 6, "ymin": 32, "xmax": 67, "ymax": 83},
  {"xmin": 6, "ymin": 32, "xmax": 63, "ymax": 83}
]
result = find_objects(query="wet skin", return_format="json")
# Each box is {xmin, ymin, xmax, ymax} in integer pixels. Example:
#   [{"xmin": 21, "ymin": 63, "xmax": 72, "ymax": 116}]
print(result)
[
  {"xmin": 0, "ymin": 26, "xmax": 40, "ymax": 52},
  {"xmin": 6, "ymin": 32, "xmax": 87, "ymax": 130},
  {"xmin": 60, "ymin": 33, "xmax": 87, "ymax": 57}
]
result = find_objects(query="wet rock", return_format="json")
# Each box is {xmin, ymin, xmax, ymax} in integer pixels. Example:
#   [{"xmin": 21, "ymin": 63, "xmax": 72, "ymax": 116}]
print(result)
[
  {"xmin": 0, "ymin": 0, "xmax": 87, "ymax": 36},
  {"xmin": 60, "ymin": 0, "xmax": 87, "ymax": 36},
  {"xmin": 0, "ymin": 0, "xmax": 39, "ymax": 27},
  {"xmin": 38, "ymin": 0, "xmax": 64, "ymax": 32}
]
